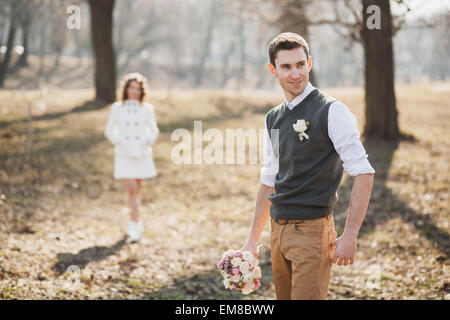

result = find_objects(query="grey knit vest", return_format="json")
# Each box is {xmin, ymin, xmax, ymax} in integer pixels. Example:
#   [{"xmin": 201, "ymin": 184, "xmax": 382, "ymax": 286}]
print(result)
[{"xmin": 266, "ymin": 88, "xmax": 344, "ymax": 220}]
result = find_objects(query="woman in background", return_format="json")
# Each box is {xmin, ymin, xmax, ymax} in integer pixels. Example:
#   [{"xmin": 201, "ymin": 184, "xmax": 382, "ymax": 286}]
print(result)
[{"xmin": 104, "ymin": 72, "xmax": 159, "ymax": 242}]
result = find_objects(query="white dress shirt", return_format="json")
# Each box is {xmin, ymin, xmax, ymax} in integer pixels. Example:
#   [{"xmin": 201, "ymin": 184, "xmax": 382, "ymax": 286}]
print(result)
[{"xmin": 260, "ymin": 82, "xmax": 375, "ymax": 187}]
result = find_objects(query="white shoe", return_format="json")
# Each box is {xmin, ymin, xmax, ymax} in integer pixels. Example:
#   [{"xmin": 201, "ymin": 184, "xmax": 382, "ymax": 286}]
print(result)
[{"xmin": 127, "ymin": 220, "xmax": 143, "ymax": 242}]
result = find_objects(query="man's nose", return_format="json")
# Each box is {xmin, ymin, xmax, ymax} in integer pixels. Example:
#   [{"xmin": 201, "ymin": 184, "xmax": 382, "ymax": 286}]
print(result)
[{"xmin": 291, "ymin": 67, "xmax": 301, "ymax": 79}]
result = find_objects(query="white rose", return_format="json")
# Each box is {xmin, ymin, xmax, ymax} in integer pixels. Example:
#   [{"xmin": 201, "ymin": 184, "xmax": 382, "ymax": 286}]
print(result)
[
  {"xmin": 231, "ymin": 274, "xmax": 240, "ymax": 282},
  {"xmin": 251, "ymin": 266, "xmax": 261, "ymax": 279},
  {"xmin": 242, "ymin": 282, "xmax": 254, "ymax": 294},
  {"xmin": 249, "ymin": 257, "xmax": 259, "ymax": 267},
  {"xmin": 221, "ymin": 270, "xmax": 229, "ymax": 278},
  {"xmin": 223, "ymin": 278, "xmax": 232, "ymax": 289},
  {"xmin": 242, "ymin": 251, "xmax": 253, "ymax": 261},
  {"xmin": 239, "ymin": 261, "xmax": 249, "ymax": 274},
  {"xmin": 231, "ymin": 257, "xmax": 242, "ymax": 267},
  {"xmin": 242, "ymin": 287, "xmax": 251, "ymax": 295},
  {"xmin": 223, "ymin": 249, "xmax": 234, "ymax": 258},
  {"xmin": 242, "ymin": 272, "xmax": 254, "ymax": 284},
  {"xmin": 293, "ymin": 119, "xmax": 307, "ymax": 132}
]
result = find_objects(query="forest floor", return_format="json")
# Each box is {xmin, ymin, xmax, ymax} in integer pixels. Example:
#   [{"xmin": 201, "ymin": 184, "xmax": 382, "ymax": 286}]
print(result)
[{"xmin": 0, "ymin": 83, "xmax": 449, "ymax": 299}]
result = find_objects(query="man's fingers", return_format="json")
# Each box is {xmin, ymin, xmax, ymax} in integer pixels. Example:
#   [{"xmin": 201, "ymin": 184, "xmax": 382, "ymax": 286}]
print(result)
[
  {"xmin": 334, "ymin": 255, "xmax": 353, "ymax": 266},
  {"xmin": 340, "ymin": 257, "xmax": 355, "ymax": 266},
  {"xmin": 332, "ymin": 254, "xmax": 338, "ymax": 264},
  {"xmin": 331, "ymin": 239, "xmax": 355, "ymax": 266}
]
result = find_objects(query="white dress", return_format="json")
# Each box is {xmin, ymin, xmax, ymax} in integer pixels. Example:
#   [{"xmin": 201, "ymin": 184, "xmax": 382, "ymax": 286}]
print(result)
[{"xmin": 104, "ymin": 99, "xmax": 160, "ymax": 179}]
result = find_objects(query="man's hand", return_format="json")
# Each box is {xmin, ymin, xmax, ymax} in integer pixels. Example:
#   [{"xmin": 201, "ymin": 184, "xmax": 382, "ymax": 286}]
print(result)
[
  {"xmin": 242, "ymin": 239, "xmax": 258, "ymax": 254},
  {"xmin": 331, "ymin": 234, "xmax": 357, "ymax": 266},
  {"xmin": 243, "ymin": 183, "xmax": 273, "ymax": 255},
  {"xmin": 331, "ymin": 173, "xmax": 373, "ymax": 266}
]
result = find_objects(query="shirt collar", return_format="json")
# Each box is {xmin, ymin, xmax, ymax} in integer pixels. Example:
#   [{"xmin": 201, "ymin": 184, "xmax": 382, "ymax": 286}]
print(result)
[{"xmin": 284, "ymin": 82, "xmax": 315, "ymax": 110}]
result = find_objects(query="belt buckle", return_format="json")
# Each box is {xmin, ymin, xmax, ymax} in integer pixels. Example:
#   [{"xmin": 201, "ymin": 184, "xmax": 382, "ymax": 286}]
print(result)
[{"xmin": 275, "ymin": 218, "xmax": 288, "ymax": 225}]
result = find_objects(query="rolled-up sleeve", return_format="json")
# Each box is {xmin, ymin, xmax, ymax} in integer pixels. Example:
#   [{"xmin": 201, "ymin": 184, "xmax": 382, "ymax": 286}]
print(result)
[
  {"xmin": 328, "ymin": 101, "xmax": 375, "ymax": 177},
  {"xmin": 260, "ymin": 113, "xmax": 279, "ymax": 187}
]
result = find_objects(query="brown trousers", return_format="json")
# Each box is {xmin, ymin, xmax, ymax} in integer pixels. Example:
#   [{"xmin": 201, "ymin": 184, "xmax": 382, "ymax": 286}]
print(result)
[{"xmin": 270, "ymin": 212, "xmax": 337, "ymax": 300}]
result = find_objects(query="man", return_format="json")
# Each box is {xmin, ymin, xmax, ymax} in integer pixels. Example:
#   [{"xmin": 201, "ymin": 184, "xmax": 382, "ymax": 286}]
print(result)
[{"xmin": 242, "ymin": 32, "xmax": 375, "ymax": 300}]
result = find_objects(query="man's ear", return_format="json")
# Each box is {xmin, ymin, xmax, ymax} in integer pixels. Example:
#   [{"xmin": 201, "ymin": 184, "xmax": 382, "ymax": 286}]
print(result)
[
  {"xmin": 267, "ymin": 63, "xmax": 276, "ymax": 77},
  {"xmin": 308, "ymin": 55, "xmax": 312, "ymax": 72}
]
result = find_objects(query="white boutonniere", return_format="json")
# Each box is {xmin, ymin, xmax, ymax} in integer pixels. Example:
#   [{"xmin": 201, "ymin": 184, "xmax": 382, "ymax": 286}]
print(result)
[{"xmin": 293, "ymin": 119, "xmax": 311, "ymax": 142}]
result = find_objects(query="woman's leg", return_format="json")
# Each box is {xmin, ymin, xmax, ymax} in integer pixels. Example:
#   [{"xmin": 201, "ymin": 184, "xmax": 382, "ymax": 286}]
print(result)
[
  {"xmin": 136, "ymin": 179, "xmax": 142, "ymax": 197},
  {"xmin": 124, "ymin": 179, "xmax": 140, "ymax": 222}
]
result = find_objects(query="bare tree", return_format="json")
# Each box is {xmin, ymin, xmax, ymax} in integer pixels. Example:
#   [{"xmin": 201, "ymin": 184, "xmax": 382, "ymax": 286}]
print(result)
[
  {"xmin": 220, "ymin": 37, "xmax": 237, "ymax": 87},
  {"xmin": 361, "ymin": 0, "xmax": 399, "ymax": 140},
  {"xmin": 194, "ymin": 0, "xmax": 219, "ymax": 88},
  {"xmin": 271, "ymin": 0, "xmax": 318, "ymax": 86},
  {"xmin": 0, "ymin": 0, "xmax": 20, "ymax": 87},
  {"xmin": 309, "ymin": 0, "xmax": 409, "ymax": 140},
  {"xmin": 15, "ymin": 3, "xmax": 32, "ymax": 68},
  {"xmin": 88, "ymin": 0, "xmax": 116, "ymax": 103},
  {"xmin": 51, "ymin": 4, "xmax": 68, "ymax": 71}
]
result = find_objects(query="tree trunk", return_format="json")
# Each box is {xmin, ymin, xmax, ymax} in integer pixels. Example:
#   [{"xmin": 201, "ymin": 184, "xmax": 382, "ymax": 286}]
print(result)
[
  {"xmin": 38, "ymin": 15, "xmax": 47, "ymax": 75},
  {"xmin": 194, "ymin": 0, "xmax": 217, "ymax": 88},
  {"xmin": 16, "ymin": 21, "xmax": 29, "ymax": 68},
  {"xmin": 0, "ymin": 16, "xmax": 17, "ymax": 87},
  {"xmin": 237, "ymin": 13, "xmax": 246, "ymax": 90},
  {"xmin": 220, "ymin": 39, "xmax": 235, "ymax": 87},
  {"xmin": 88, "ymin": 0, "xmax": 116, "ymax": 103},
  {"xmin": 277, "ymin": 1, "xmax": 318, "ymax": 87},
  {"xmin": 16, "ymin": 4, "xmax": 31, "ymax": 69},
  {"xmin": 361, "ymin": 0, "xmax": 400, "ymax": 140}
]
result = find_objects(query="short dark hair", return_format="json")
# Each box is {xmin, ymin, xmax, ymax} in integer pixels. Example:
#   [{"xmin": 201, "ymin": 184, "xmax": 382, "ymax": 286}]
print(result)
[{"xmin": 268, "ymin": 32, "xmax": 310, "ymax": 67}]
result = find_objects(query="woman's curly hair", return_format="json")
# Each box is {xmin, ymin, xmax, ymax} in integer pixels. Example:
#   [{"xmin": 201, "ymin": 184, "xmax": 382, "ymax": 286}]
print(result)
[{"xmin": 120, "ymin": 72, "xmax": 149, "ymax": 103}]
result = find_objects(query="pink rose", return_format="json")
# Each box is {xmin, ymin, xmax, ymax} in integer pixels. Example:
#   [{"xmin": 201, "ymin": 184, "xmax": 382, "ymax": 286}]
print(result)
[{"xmin": 253, "ymin": 280, "xmax": 261, "ymax": 291}]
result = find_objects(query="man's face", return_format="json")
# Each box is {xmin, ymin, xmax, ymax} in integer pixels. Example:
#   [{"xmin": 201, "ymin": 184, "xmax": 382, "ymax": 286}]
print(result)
[{"xmin": 268, "ymin": 47, "xmax": 312, "ymax": 101}]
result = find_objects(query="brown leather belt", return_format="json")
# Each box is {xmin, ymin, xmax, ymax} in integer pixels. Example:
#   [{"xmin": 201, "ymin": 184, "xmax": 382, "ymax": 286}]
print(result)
[
  {"xmin": 273, "ymin": 218, "xmax": 306, "ymax": 225},
  {"xmin": 273, "ymin": 213, "xmax": 332, "ymax": 225}
]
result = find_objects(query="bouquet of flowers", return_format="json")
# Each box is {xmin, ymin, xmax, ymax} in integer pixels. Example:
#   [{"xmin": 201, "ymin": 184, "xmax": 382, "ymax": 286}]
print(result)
[{"xmin": 217, "ymin": 246, "xmax": 263, "ymax": 295}]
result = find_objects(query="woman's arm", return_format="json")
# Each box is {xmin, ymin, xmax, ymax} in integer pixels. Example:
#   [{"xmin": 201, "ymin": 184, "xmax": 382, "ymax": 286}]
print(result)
[
  {"xmin": 104, "ymin": 103, "xmax": 119, "ymax": 144},
  {"xmin": 145, "ymin": 103, "xmax": 160, "ymax": 145}
]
